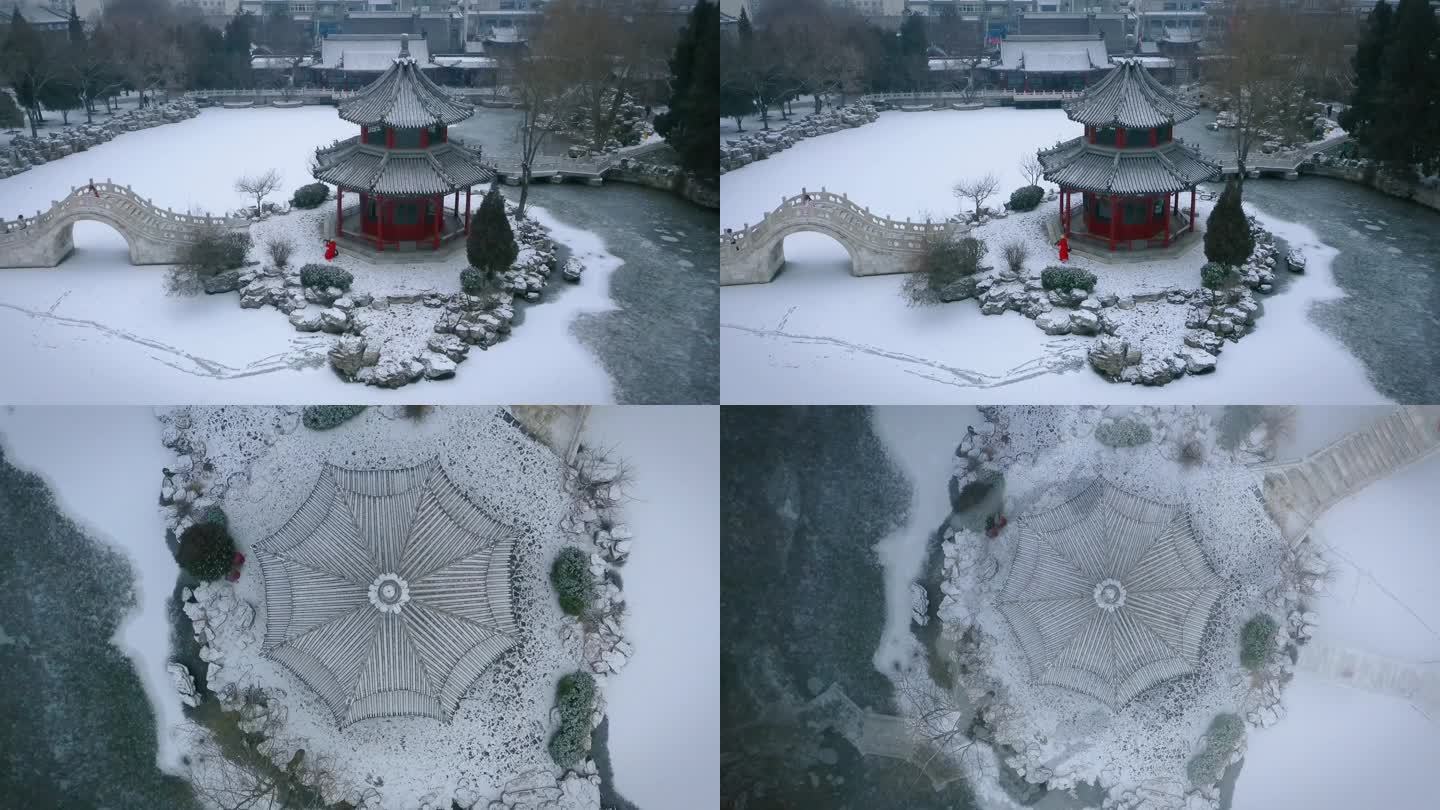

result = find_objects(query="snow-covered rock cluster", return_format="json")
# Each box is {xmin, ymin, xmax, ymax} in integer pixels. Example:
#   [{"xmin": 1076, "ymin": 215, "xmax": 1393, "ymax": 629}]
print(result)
[
  {"xmin": 559, "ymin": 445, "xmax": 635, "ymax": 678},
  {"xmin": 721, "ymin": 104, "xmax": 880, "ymax": 173},
  {"xmin": 0, "ymin": 100, "xmax": 200, "ymax": 178},
  {"xmin": 183, "ymin": 580, "xmax": 257, "ymax": 690},
  {"xmin": 480, "ymin": 768, "xmax": 600, "ymax": 810},
  {"xmin": 214, "ymin": 200, "xmax": 577, "ymax": 389},
  {"xmin": 557, "ymin": 91, "xmax": 653, "ymax": 154}
]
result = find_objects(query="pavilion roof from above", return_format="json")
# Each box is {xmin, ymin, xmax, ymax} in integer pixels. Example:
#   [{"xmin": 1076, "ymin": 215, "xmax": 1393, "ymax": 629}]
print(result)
[
  {"xmin": 337, "ymin": 34, "xmax": 474, "ymax": 128},
  {"xmin": 314, "ymin": 137, "xmax": 495, "ymax": 197},
  {"xmin": 1062, "ymin": 58, "xmax": 1200, "ymax": 129},
  {"xmin": 1038, "ymin": 136, "xmax": 1220, "ymax": 195}
]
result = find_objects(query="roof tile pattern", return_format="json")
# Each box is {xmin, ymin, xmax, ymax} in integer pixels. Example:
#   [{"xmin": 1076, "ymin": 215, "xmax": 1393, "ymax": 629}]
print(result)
[
  {"xmin": 997, "ymin": 480, "xmax": 1228, "ymax": 711},
  {"xmin": 256, "ymin": 459, "xmax": 519, "ymax": 727},
  {"xmin": 337, "ymin": 35, "xmax": 474, "ymax": 128},
  {"xmin": 1038, "ymin": 136, "xmax": 1220, "ymax": 195},
  {"xmin": 1063, "ymin": 58, "xmax": 1201, "ymax": 128},
  {"xmin": 314, "ymin": 138, "xmax": 495, "ymax": 196}
]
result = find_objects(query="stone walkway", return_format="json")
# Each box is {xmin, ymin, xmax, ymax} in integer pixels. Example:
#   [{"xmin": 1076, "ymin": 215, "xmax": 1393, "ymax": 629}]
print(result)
[{"xmin": 1257, "ymin": 406, "xmax": 1440, "ymax": 543}]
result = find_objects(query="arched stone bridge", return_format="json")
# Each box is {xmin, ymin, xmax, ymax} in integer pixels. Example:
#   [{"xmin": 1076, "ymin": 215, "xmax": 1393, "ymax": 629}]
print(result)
[
  {"xmin": 0, "ymin": 181, "xmax": 251, "ymax": 268},
  {"xmin": 720, "ymin": 189, "xmax": 965, "ymax": 285}
]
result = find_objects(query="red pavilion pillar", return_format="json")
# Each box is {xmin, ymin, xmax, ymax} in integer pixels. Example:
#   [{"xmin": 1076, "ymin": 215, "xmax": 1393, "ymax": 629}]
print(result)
[
  {"xmin": 1163, "ymin": 192, "xmax": 1171, "ymax": 247},
  {"xmin": 376, "ymin": 196, "xmax": 385, "ymax": 251},
  {"xmin": 1190, "ymin": 187, "xmax": 1197, "ymax": 233},
  {"xmin": 336, "ymin": 187, "xmax": 343, "ymax": 237},
  {"xmin": 433, "ymin": 195, "xmax": 441, "ymax": 249},
  {"xmin": 464, "ymin": 187, "xmax": 472, "ymax": 235},
  {"xmin": 1109, "ymin": 194, "xmax": 1117, "ymax": 251}
]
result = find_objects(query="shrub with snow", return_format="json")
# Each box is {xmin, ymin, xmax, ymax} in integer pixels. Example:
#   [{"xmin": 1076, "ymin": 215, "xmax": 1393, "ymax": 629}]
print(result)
[
  {"xmin": 460, "ymin": 267, "xmax": 497, "ymax": 297},
  {"xmin": 1240, "ymin": 613, "xmax": 1279, "ymax": 670},
  {"xmin": 1201, "ymin": 262, "xmax": 1232, "ymax": 290},
  {"xmin": 548, "ymin": 671, "xmax": 596, "ymax": 768},
  {"xmin": 1008, "ymin": 185, "xmax": 1045, "ymax": 212},
  {"xmin": 300, "ymin": 405, "xmax": 367, "ymax": 431},
  {"xmin": 1040, "ymin": 266, "xmax": 1096, "ymax": 292},
  {"xmin": 177, "ymin": 521, "xmax": 237, "ymax": 582},
  {"xmin": 467, "ymin": 182, "xmax": 519, "ymax": 275},
  {"xmin": 1204, "ymin": 179, "xmax": 1255, "ymax": 267},
  {"xmin": 1187, "ymin": 713, "xmax": 1244, "ymax": 786},
  {"xmin": 551, "ymin": 546, "xmax": 595, "ymax": 617},
  {"xmin": 290, "ymin": 183, "xmax": 329, "ymax": 209},
  {"xmin": 298, "ymin": 264, "xmax": 353, "ymax": 291},
  {"xmin": 1095, "ymin": 418, "xmax": 1152, "ymax": 448},
  {"xmin": 902, "ymin": 235, "xmax": 987, "ymax": 306}
]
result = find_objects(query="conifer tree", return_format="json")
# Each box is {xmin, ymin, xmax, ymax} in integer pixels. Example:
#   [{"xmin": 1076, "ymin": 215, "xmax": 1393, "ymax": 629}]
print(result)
[
  {"xmin": 1203, "ymin": 179, "xmax": 1254, "ymax": 268},
  {"xmin": 1372, "ymin": 0, "xmax": 1440, "ymax": 174},
  {"xmin": 466, "ymin": 182, "xmax": 518, "ymax": 276},
  {"xmin": 655, "ymin": 1, "xmax": 719, "ymax": 181},
  {"xmin": 1340, "ymin": 0, "xmax": 1391, "ymax": 142}
]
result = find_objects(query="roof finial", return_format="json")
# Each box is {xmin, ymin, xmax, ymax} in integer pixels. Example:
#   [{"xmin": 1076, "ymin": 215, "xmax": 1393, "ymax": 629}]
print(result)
[{"xmin": 400, "ymin": 33, "xmax": 410, "ymax": 58}]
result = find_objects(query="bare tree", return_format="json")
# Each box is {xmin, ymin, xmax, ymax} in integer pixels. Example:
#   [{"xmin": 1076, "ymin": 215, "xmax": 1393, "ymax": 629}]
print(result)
[
  {"xmin": 1019, "ymin": 154, "xmax": 1045, "ymax": 188},
  {"xmin": 235, "ymin": 169, "xmax": 282, "ymax": 213},
  {"xmin": 264, "ymin": 235, "xmax": 295, "ymax": 270},
  {"xmin": 1215, "ymin": 1, "xmax": 1308, "ymax": 187},
  {"xmin": 953, "ymin": 173, "xmax": 1000, "ymax": 220}
]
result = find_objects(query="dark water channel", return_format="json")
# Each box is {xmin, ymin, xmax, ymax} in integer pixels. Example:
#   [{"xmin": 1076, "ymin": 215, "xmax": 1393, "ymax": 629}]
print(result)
[
  {"xmin": 721, "ymin": 407, "xmax": 978, "ymax": 809},
  {"xmin": 0, "ymin": 448, "xmax": 199, "ymax": 809},
  {"xmin": 451, "ymin": 112, "xmax": 719, "ymax": 404},
  {"xmin": 1177, "ymin": 113, "xmax": 1440, "ymax": 403}
]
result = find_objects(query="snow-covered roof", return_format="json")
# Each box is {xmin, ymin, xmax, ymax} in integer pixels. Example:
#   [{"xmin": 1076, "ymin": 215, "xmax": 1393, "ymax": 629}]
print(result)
[
  {"xmin": 251, "ymin": 56, "xmax": 316, "ymax": 70},
  {"xmin": 998, "ymin": 36, "xmax": 1109, "ymax": 73},
  {"xmin": 1038, "ymin": 136, "xmax": 1220, "ymax": 195},
  {"xmin": 1063, "ymin": 58, "xmax": 1199, "ymax": 128},
  {"xmin": 255, "ymin": 459, "xmax": 519, "ymax": 727},
  {"xmin": 336, "ymin": 34, "xmax": 474, "ymax": 127},
  {"xmin": 997, "ymin": 480, "xmax": 1228, "ymax": 711},
  {"xmin": 430, "ymin": 55, "xmax": 498, "ymax": 70},
  {"xmin": 320, "ymin": 33, "xmax": 433, "ymax": 73}
]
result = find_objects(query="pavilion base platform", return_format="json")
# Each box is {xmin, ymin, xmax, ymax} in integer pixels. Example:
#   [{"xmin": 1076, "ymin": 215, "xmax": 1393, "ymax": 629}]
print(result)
[
  {"xmin": 1045, "ymin": 211, "xmax": 1203, "ymax": 264},
  {"xmin": 322, "ymin": 207, "xmax": 471, "ymax": 264}
]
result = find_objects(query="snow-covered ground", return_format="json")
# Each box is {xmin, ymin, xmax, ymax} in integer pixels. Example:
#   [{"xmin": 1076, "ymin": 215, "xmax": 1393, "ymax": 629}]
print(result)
[
  {"xmin": 720, "ymin": 109, "xmax": 1388, "ymax": 404},
  {"xmin": 581, "ymin": 406, "xmax": 719, "ymax": 810},
  {"xmin": 0, "ymin": 406, "xmax": 186, "ymax": 772},
  {"xmin": 870, "ymin": 406, "xmax": 981, "ymax": 674},
  {"xmin": 1234, "ymin": 451, "xmax": 1440, "ymax": 810},
  {"xmin": 0, "ymin": 108, "xmax": 626, "ymax": 403}
]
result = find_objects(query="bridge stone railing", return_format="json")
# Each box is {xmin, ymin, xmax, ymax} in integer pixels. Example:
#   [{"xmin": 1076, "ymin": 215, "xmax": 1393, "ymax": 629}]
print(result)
[
  {"xmin": 721, "ymin": 189, "xmax": 957, "ymax": 256},
  {"xmin": 0, "ymin": 180, "xmax": 250, "ymax": 267}
]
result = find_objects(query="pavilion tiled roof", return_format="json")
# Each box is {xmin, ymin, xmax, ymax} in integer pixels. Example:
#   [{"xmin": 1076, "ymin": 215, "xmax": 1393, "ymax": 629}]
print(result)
[
  {"xmin": 1037, "ymin": 136, "xmax": 1220, "ymax": 195},
  {"xmin": 997, "ymin": 480, "xmax": 1228, "ymax": 711},
  {"xmin": 314, "ymin": 137, "xmax": 495, "ymax": 197},
  {"xmin": 1063, "ymin": 58, "xmax": 1200, "ymax": 129},
  {"xmin": 337, "ymin": 34, "xmax": 474, "ymax": 128}
]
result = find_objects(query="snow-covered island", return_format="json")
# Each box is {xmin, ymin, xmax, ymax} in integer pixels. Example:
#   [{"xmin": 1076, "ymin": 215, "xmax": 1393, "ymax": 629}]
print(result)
[{"xmin": 0, "ymin": 405, "xmax": 718, "ymax": 810}]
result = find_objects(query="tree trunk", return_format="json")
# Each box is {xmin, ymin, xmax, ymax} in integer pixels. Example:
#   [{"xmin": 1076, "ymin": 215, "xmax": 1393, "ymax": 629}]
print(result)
[
  {"xmin": 27, "ymin": 108, "xmax": 38, "ymax": 138},
  {"xmin": 812, "ymin": 94, "xmax": 822, "ymax": 114},
  {"xmin": 517, "ymin": 163, "xmax": 531, "ymax": 216}
]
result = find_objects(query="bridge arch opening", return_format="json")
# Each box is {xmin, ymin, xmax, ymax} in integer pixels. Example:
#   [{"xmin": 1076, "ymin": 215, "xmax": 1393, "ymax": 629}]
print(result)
[{"xmin": 770, "ymin": 230, "xmax": 862, "ymax": 280}]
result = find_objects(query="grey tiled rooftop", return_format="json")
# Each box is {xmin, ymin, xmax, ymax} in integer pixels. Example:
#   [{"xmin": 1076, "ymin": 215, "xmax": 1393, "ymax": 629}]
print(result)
[{"xmin": 1062, "ymin": 58, "xmax": 1202, "ymax": 129}]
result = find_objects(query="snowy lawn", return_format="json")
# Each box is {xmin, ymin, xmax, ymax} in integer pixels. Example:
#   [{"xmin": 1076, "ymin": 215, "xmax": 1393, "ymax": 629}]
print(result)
[
  {"xmin": 580, "ymin": 406, "xmax": 719, "ymax": 810},
  {"xmin": 0, "ymin": 108, "xmax": 626, "ymax": 403},
  {"xmin": 1233, "ymin": 451, "xmax": 1440, "ymax": 810},
  {"xmin": 720, "ymin": 109, "xmax": 1388, "ymax": 404},
  {"xmin": 0, "ymin": 407, "xmax": 187, "ymax": 773}
]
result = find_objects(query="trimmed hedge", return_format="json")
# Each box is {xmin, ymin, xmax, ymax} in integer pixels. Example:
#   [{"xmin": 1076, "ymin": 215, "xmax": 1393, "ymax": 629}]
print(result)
[
  {"xmin": 1201, "ymin": 262, "xmax": 1231, "ymax": 289},
  {"xmin": 460, "ymin": 267, "xmax": 494, "ymax": 297},
  {"xmin": 177, "ymin": 521, "xmax": 237, "ymax": 582},
  {"xmin": 301, "ymin": 406, "xmax": 367, "ymax": 431},
  {"xmin": 1008, "ymin": 185, "xmax": 1045, "ymax": 212},
  {"xmin": 298, "ymin": 263, "xmax": 353, "ymax": 291},
  {"xmin": 1187, "ymin": 713, "xmax": 1245, "ymax": 786},
  {"xmin": 1041, "ymin": 266, "xmax": 1097, "ymax": 292},
  {"xmin": 291, "ymin": 183, "xmax": 329, "ymax": 209},
  {"xmin": 548, "ymin": 671, "xmax": 596, "ymax": 767},
  {"xmin": 1096, "ymin": 418, "xmax": 1152, "ymax": 448},
  {"xmin": 1240, "ymin": 614, "xmax": 1279, "ymax": 670},
  {"xmin": 551, "ymin": 546, "xmax": 595, "ymax": 616}
]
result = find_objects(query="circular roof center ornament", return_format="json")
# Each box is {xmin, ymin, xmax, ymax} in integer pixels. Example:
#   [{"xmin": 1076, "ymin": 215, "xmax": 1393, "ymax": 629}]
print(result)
[
  {"xmin": 368, "ymin": 574, "xmax": 411, "ymax": 614},
  {"xmin": 1094, "ymin": 578, "xmax": 1127, "ymax": 611}
]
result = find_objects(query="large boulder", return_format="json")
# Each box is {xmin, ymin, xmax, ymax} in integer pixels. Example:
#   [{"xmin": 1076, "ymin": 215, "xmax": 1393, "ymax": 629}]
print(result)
[
  {"xmin": 201, "ymin": 269, "xmax": 243, "ymax": 295},
  {"xmin": 328, "ymin": 335, "xmax": 372, "ymax": 376},
  {"xmin": 1036, "ymin": 310, "xmax": 1072, "ymax": 335},
  {"xmin": 1088, "ymin": 336, "xmax": 1132, "ymax": 379},
  {"xmin": 288, "ymin": 309, "xmax": 323, "ymax": 332},
  {"xmin": 1069, "ymin": 309, "xmax": 1100, "ymax": 335},
  {"xmin": 939, "ymin": 276, "xmax": 980, "ymax": 302}
]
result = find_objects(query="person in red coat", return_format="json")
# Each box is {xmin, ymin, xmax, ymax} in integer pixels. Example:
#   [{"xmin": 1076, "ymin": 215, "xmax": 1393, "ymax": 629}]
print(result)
[
  {"xmin": 324, "ymin": 239, "xmax": 338, "ymax": 261},
  {"xmin": 1058, "ymin": 235, "xmax": 1070, "ymax": 263}
]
